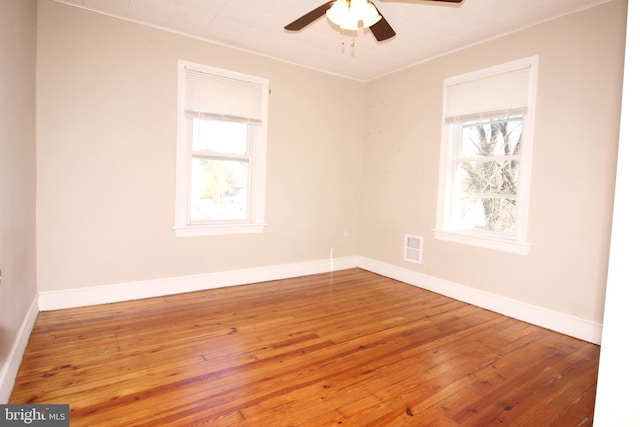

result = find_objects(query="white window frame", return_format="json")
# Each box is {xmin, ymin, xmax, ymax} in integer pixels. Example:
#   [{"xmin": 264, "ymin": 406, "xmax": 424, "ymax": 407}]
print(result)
[
  {"xmin": 434, "ymin": 56, "xmax": 539, "ymax": 255},
  {"xmin": 174, "ymin": 60, "xmax": 268, "ymax": 237}
]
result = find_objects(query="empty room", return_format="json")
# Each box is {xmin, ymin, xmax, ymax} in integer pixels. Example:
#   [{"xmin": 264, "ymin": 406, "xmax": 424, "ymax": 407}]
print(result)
[{"xmin": 1, "ymin": 0, "xmax": 637, "ymax": 425}]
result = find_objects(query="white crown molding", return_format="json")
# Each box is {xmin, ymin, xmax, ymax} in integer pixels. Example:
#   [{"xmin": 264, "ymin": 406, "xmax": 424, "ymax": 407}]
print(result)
[{"xmin": 0, "ymin": 296, "xmax": 39, "ymax": 404}]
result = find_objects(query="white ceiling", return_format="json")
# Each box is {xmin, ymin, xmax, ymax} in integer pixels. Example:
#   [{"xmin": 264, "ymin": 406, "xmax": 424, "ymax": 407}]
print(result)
[{"xmin": 54, "ymin": 0, "xmax": 610, "ymax": 81}]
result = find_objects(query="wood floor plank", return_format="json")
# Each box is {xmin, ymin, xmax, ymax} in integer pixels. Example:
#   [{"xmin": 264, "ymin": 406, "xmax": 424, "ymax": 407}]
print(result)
[{"xmin": 10, "ymin": 269, "xmax": 600, "ymax": 426}]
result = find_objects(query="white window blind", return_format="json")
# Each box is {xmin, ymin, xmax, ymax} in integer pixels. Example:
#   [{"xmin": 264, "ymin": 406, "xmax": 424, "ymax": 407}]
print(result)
[
  {"xmin": 184, "ymin": 66, "xmax": 264, "ymax": 123},
  {"xmin": 444, "ymin": 65, "xmax": 531, "ymax": 124}
]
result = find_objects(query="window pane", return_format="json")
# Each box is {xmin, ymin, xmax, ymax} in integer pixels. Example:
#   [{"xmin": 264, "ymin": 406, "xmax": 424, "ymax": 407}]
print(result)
[
  {"xmin": 453, "ymin": 117, "xmax": 521, "ymax": 235},
  {"xmin": 460, "ymin": 117, "xmax": 522, "ymax": 158},
  {"xmin": 190, "ymin": 158, "xmax": 248, "ymax": 221},
  {"xmin": 453, "ymin": 196, "xmax": 517, "ymax": 233},
  {"xmin": 453, "ymin": 159, "xmax": 519, "ymax": 234},
  {"xmin": 192, "ymin": 119, "xmax": 247, "ymax": 155},
  {"xmin": 456, "ymin": 160, "xmax": 519, "ymax": 196}
]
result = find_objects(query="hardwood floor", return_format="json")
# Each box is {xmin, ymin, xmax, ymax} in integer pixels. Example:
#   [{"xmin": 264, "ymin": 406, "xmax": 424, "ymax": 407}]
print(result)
[{"xmin": 10, "ymin": 269, "xmax": 600, "ymax": 426}]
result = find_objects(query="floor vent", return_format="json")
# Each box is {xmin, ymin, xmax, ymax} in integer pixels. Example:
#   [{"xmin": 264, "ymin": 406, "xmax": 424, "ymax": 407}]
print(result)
[{"xmin": 404, "ymin": 235, "xmax": 423, "ymax": 264}]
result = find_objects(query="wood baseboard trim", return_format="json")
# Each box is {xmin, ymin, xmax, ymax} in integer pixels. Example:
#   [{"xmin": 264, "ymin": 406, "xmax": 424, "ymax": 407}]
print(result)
[{"xmin": 0, "ymin": 296, "xmax": 39, "ymax": 404}]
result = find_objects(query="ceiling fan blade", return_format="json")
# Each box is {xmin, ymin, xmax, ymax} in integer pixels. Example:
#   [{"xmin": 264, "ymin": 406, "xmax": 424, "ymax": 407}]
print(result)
[
  {"xmin": 284, "ymin": 1, "xmax": 334, "ymax": 31},
  {"xmin": 369, "ymin": 6, "xmax": 396, "ymax": 41}
]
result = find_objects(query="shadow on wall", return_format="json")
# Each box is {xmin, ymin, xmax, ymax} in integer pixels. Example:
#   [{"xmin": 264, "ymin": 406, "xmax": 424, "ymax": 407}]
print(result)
[{"xmin": 0, "ymin": 326, "xmax": 8, "ymax": 364}]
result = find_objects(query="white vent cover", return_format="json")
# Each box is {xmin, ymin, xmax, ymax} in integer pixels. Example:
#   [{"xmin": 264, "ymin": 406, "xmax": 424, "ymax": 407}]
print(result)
[{"xmin": 404, "ymin": 235, "xmax": 423, "ymax": 264}]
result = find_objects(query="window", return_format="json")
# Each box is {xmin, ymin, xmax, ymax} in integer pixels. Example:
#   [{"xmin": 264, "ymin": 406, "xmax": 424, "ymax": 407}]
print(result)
[
  {"xmin": 435, "ymin": 56, "xmax": 538, "ymax": 254},
  {"xmin": 175, "ymin": 60, "xmax": 269, "ymax": 237}
]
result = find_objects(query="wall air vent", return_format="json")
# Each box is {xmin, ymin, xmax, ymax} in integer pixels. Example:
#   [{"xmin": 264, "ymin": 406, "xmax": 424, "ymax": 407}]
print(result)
[{"xmin": 404, "ymin": 234, "xmax": 423, "ymax": 264}]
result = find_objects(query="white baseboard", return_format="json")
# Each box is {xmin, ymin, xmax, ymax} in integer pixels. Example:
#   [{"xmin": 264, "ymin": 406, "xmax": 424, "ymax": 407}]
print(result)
[
  {"xmin": 0, "ymin": 296, "xmax": 39, "ymax": 404},
  {"xmin": 38, "ymin": 256, "xmax": 360, "ymax": 311},
  {"xmin": 357, "ymin": 257, "xmax": 603, "ymax": 344},
  {"xmin": 37, "ymin": 255, "xmax": 601, "ymax": 345}
]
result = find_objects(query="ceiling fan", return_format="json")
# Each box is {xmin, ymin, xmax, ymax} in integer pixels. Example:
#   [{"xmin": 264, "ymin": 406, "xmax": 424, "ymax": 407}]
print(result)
[{"xmin": 285, "ymin": 0, "xmax": 463, "ymax": 42}]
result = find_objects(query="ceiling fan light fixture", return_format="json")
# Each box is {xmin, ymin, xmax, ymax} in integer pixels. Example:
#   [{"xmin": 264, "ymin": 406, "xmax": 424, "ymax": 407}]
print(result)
[
  {"xmin": 361, "ymin": 2, "xmax": 382, "ymax": 28},
  {"xmin": 286, "ymin": 0, "xmax": 461, "ymax": 42},
  {"xmin": 326, "ymin": 0, "xmax": 349, "ymax": 26},
  {"xmin": 340, "ymin": 11, "xmax": 360, "ymax": 31},
  {"xmin": 327, "ymin": 0, "xmax": 382, "ymax": 30}
]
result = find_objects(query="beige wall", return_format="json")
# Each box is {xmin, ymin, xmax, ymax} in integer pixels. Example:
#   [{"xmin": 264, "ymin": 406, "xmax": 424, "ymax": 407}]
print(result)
[
  {"xmin": 36, "ymin": 0, "xmax": 626, "ymax": 327},
  {"xmin": 0, "ymin": 0, "xmax": 38, "ymax": 375},
  {"xmin": 36, "ymin": 0, "xmax": 365, "ymax": 292},
  {"xmin": 360, "ymin": 0, "xmax": 626, "ymax": 324}
]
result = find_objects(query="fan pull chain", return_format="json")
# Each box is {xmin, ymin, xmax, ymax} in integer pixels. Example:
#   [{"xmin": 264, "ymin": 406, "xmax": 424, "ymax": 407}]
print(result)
[{"xmin": 339, "ymin": 31, "xmax": 357, "ymax": 56}]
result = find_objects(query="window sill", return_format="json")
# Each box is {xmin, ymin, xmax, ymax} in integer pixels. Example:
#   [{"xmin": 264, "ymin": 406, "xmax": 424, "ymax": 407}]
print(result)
[
  {"xmin": 174, "ymin": 222, "xmax": 266, "ymax": 237},
  {"xmin": 433, "ymin": 229, "xmax": 531, "ymax": 255}
]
